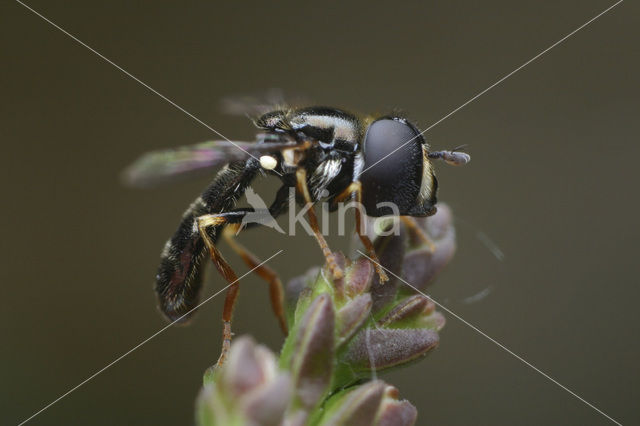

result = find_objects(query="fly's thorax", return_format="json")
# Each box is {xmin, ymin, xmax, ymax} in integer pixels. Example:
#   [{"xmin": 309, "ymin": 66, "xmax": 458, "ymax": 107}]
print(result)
[
  {"xmin": 289, "ymin": 108, "xmax": 361, "ymax": 149},
  {"xmin": 255, "ymin": 107, "xmax": 364, "ymax": 198},
  {"xmin": 256, "ymin": 106, "xmax": 363, "ymax": 151}
]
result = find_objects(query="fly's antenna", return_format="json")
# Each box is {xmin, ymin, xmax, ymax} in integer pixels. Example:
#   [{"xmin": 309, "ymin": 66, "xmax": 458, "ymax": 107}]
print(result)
[{"xmin": 428, "ymin": 145, "xmax": 471, "ymax": 166}]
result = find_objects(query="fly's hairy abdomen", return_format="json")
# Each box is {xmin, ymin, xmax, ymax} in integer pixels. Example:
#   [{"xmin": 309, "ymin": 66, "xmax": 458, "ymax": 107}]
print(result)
[{"xmin": 155, "ymin": 162, "xmax": 259, "ymax": 322}]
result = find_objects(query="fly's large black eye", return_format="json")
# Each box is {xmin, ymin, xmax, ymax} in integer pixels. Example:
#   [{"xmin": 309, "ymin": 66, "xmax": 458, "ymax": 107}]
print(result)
[{"xmin": 360, "ymin": 118, "xmax": 426, "ymax": 217}]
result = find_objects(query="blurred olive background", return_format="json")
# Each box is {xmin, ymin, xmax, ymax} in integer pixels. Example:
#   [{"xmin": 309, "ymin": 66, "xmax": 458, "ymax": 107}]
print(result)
[{"xmin": 2, "ymin": 1, "xmax": 639, "ymax": 425}]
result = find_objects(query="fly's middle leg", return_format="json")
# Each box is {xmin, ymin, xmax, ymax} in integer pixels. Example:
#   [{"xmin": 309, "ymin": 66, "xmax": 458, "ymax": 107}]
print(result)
[
  {"xmin": 223, "ymin": 224, "xmax": 288, "ymax": 335},
  {"xmin": 295, "ymin": 168, "xmax": 344, "ymax": 280}
]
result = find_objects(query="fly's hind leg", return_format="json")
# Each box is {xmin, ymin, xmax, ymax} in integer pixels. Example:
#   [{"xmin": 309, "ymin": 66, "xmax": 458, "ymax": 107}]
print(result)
[
  {"xmin": 196, "ymin": 212, "xmax": 246, "ymax": 368},
  {"xmin": 332, "ymin": 181, "xmax": 389, "ymax": 283},
  {"xmin": 296, "ymin": 168, "xmax": 344, "ymax": 280}
]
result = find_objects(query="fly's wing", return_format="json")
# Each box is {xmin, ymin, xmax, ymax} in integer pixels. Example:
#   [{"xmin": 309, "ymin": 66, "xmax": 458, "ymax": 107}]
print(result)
[
  {"xmin": 122, "ymin": 137, "xmax": 297, "ymax": 188},
  {"xmin": 220, "ymin": 89, "xmax": 309, "ymax": 118},
  {"xmin": 220, "ymin": 89, "xmax": 288, "ymax": 117}
]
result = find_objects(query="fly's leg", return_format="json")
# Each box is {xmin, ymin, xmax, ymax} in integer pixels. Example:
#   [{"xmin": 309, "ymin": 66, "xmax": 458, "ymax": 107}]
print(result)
[
  {"xmin": 400, "ymin": 216, "xmax": 436, "ymax": 252},
  {"xmin": 198, "ymin": 196, "xmax": 290, "ymax": 366},
  {"xmin": 332, "ymin": 181, "xmax": 389, "ymax": 282},
  {"xmin": 223, "ymin": 224, "xmax": 288, "ymax": 334},
  {"xmin": 295, "ymin": 168, "xmax": 344, "ymax": 280},
  {"xmin": 196, "ymin": 213, "xmax": 243, "ymax": 368},
  {"xmin": 223, "ymin": 185, "xmax": 290, "ymax": 334}
]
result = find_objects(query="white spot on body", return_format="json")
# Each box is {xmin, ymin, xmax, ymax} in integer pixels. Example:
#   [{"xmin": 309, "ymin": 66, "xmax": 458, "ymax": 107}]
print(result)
[
  {"xmin": 310, "ymin": 158, "xmax": 342, "ymax": 199},
  {"xmin": 282, "ymin": 149, "xmax": 296, "ymax": 167},
  {"xmin": 259, "ymin": 155, "xmax": 278, "ymax": 170},
  {"xmin": 353, "ymin": 152, "xmax": 364, "ymax": 179},
  {"xmin": 161, "ymin": 239, "xmax": 173, "ymax": 258},
  {"xmin": 300, "ymin": 115, "xmax": 359, "ymax": 142}
]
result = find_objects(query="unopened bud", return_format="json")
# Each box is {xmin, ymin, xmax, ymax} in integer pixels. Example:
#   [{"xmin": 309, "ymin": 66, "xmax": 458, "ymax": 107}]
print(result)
[
  {"xmin": 197, "ymin": 337, "xmax": 291, "ymax": 426},
  {"xmin": 345, "ymin": 328, "xmax": 439, "ymax": 372},
  {"xmin": 336, "ymin": 293, "xmax": 373, "ymax": 344},
  {"xmin": 320, "ymin": 380, "xmax": 386, "ymax": 425},
  {"xmin": 288, "ymin": 294, "xmax": 335, "ymax": 410},
  {"xmin": 375, "ymin": 384, "xmax": 418, "ymax": 426},
  {"xmin": 377, "ymin": 295, "xmax": 430, "ymax": 327},
  {"xmin": 318, "ymin": 381, "xmax": 417, "ymax": 426}
]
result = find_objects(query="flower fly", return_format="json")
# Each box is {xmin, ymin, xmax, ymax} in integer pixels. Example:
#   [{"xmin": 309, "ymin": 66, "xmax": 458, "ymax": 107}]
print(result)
[{"xmin": 123, "ymin": 106, "xmax": 469, "ymax": 366}]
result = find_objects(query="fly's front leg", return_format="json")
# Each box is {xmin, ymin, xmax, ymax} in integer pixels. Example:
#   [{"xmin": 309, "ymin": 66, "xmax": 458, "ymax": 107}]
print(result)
[
  {"xmin": 295, "ymin": 168, "xmax": 344, "ymax": 280},
  {"xmin": 332, "ymin": 181, "xmax": 389, "ymax": 283},
  {"xmin": 400, "ymin": 216, "xmax": 436, "ymax": 252},
  {"xmin": 196, "ymin": 212, "xmax": 243, "ymax": 368}
]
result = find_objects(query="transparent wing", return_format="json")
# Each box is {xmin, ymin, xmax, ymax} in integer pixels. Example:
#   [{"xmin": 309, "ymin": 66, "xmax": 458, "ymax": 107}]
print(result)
[
  {"xmin": 220, "ymin": 89, "xmax": 310, "ymax": 118},
  {"xmin": 122, "ymin": 138, "xmax": 297, "ymax": 188},
  {"xmin": 220, "ymin": 89, "xmax": 287, "ymax": 117}
]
